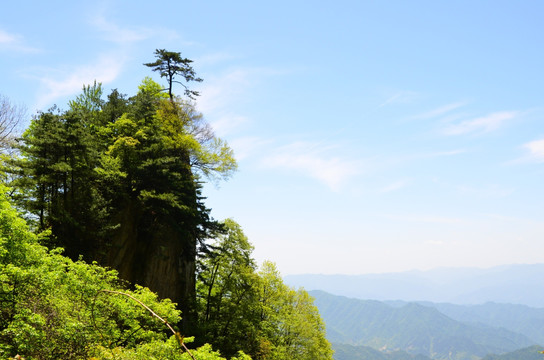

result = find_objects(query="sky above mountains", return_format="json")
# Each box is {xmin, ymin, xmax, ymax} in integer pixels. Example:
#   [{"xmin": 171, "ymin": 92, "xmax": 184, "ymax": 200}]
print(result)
[{"xmin": 1, "ymin": 1, "xmax": 543, "ymax": 275}]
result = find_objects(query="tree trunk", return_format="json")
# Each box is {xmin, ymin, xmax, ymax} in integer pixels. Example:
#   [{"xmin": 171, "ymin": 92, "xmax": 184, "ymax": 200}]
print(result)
[{"xmin": 103, "ymin": 198, "xmax": 197, "ymax": 334}]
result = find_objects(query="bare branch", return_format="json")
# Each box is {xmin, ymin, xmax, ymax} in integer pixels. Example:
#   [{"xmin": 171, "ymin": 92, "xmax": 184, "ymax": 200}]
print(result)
[
  {"xmin": 93, "ymin": 289, "xmax": 196, "ymax": 360},
  {"xmin": 0, "ymin": 94, "xmax": 26, "ymax": 152}
]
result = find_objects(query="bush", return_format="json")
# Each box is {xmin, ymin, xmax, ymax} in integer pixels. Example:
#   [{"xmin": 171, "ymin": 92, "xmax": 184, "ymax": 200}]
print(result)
[{"xmin": 0, "ymin": 185, "xmax": 231, "ymax": 359}]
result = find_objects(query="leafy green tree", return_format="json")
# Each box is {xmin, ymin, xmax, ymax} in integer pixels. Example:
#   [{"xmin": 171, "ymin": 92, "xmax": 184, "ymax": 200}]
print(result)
[
  {"xmin": 0, "ymin": 184, "xmax": 249, "ymax": 360},
  {"xmin": 257, "ymin": 261, "xmax": 334, "ymax": 360},
  {"xmin": 197, "ymin": 219, "xmax": 261, "ymax": 357},
  {"xmin": 8, "ymin": 71, "xmax": 236, "ymax": 333},
  {"xmin": 95, "ymin": 80, "xmax": 235, "ymax": 332},
  {"xmin": 9, "ymin": 93, "xmax": 109, "ymax": 258},
  {"xmin": 144, "ymin": 49, "xmax": 203, "ymax": 100},
  {"xmin": 197, "ymin": 221, "xmax": 333, "ymax": 360}
]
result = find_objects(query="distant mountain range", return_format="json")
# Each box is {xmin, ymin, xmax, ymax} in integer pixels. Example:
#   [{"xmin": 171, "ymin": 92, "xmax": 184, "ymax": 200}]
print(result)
[
  {"xmin": 331, "ymin": 343, "xmax": 544, "ymax": 360},
  {"xmin": 311, "ymin": 291, "xmax": 538, "ymax": 360},
  {"xmin": 386, "ymin": 300, "xmax": 544, "ymax": 345},
  {"xmin": 332, "ymin": 343, "xmax": 432, "ymax": 360},
  {"xmin": 284, "ymin": 263, "xmax": 544, "ymax": 307}
]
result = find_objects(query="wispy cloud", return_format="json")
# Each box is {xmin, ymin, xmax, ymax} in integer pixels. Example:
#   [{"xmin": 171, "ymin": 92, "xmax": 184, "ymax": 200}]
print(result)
[
  {"xmin": 261, "ymin": 141, "xmax": 362, "ymax": 191},
  {"xmin": 378, "ymin": 90, "xmax": 419, "ymax": 107},
  {"xmin": 385, "ymin": 214, "xmax": 465, "ymax": 224},
  {"xmin": 455, "ymin": 183, "xmax": 513, "ymax": 198},
  {"xmin": 198, "ymin": 68, "xmax": 253, "ymax": 117},
  {"xmin": 0, "ymin": 29, "xmax": 40, "ymax": 53},
  {"xmin": 198, "ymin": 66, "xmax": 285, "ymax": 135},
  {"xmin": 432, "ymin": 178, "xmax": 513, "ymax": 198},
  {"xmin": 31, "ymin": 53, "xmax": 125, "ymax": 109},
  {"xmin": 0, "ymin": 30, "xmax": 17, "ymax": 44},
  {"xmin": 419, "ymin": 149, "xmax": 467, "ymax": 158},
  {"xmin": 522, "ymin": 138, "xmax": 544, "ymax": 163},
  {"xmin": 210, "ymin": 115, "xmax": 249, "ymax": 137},
  {"xmin": 89, "ymin": 13, "xmax": 181, "ymax": 44},
  {"xmin": 379, "ymin": 179, "xmax": 410, "ymax": 193},
  {"xmin": 228, "ymin": 136, "xmax": 272, "ymax": 161},
  {"xmin": 412, "ymin": 102, "xmax": 467, "ymax": 119},
  {"xmin": 443, "ymin": 111, "xmax": 519, "ymax": 135}
]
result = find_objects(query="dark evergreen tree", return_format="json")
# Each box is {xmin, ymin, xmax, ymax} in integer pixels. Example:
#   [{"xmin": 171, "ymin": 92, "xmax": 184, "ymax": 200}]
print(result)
[{"xmin": 144, "ymin": 49, "xmax": 202, "ymax": 100}]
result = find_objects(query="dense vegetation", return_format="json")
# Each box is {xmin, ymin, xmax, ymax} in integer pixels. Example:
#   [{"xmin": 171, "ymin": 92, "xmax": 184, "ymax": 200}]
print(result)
[
  {"xmin": 0, "ymin": 50, "xmax": 333, "ymax": 360},
  {"xmin": 310, "ymin": 290, "xmax": 544, "ymax": 360},
  {"xmin": 332, "ymin": 343, "xmax": 431, "ymax": 360},
  {"xmin": 481, "ymin": 345, "xmax": 544, "ymax": 360}
]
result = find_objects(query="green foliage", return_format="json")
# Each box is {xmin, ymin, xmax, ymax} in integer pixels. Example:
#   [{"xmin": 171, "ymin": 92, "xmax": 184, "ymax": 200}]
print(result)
[
  {"xmin": 8, "ymin": 105, "xmax": 109, "ymax": 257},
  {"xmin": 69, "ymin": 80, "xmax": 104, "ymax": 118},
  {"xmin": 144, "ymin": 49, "xmax": 203, "ymax": 100},
  {"xmin": 0, "ymin": 185, "xmax": 176, "ymax": 358},
  {"xmin": 2, "ymin": 50, "xmax": 332, "ymax": 360},
  {"xmin": 7, "ymin": 75, "xmax": 237, "ymax": 329},
  {"xmin": 257, "ymin": 262, "xmax": 333, "ymax": 360},
  {"xmin": 197, "ymin": 219, "xmax": 261, "ymax": 357},
  {"xmin": 137, "ymin": 76, "xmax": 170, "ymax": 100},
  {"xmin": 0, "ymin": 185, "xmax": 250, "ymax": 360},
  {"xmin": 197, "ymin": 220, "xmax": 333, "ymax": 360}
]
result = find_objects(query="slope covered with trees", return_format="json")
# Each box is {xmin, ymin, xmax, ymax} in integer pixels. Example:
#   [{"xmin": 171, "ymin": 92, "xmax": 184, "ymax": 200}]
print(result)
[
  {"xmin": 332, "ymin": 343, "xmax": 432, "ymax": 360},
  {"xmin": 311, "ymin": 291, "xmax": 536, "ymax": 360},
  {"xmin": 0, "ymin": 50, "xmax": 333, "ymax": 360}
]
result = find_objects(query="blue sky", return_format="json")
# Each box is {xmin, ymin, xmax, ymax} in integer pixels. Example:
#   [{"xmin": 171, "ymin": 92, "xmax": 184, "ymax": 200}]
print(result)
[{"xmin": 1, "ymin": 1, "xmax": 543, "ymax": 275}]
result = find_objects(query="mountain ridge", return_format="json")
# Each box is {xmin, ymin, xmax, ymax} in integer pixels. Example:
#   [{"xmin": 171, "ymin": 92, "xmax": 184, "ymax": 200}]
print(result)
[
  {"xmin": 310, "ymin": 290, "xmax": 539, "ymax": 360},
  {"xmin": 285, "ymin": 263, "xmax": 544, "ymax": 307}
]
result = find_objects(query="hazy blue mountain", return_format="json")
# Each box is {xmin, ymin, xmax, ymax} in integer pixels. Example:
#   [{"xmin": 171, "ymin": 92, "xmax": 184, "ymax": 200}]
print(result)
[
  {"xmin": 333, "ymin": 343, "xmax": 432, "ymax": 360},
  {"xmin": 285, "ymin": 263, "xmax": 544, "ymax": 307},
  {"xmin": 312, "ymin": 291, "xmax": 536, "ymax": 360},
  {"xmin": 385, "ymin": 301, "xmax": 544, "ymax": 345},
  {"xmin": 481, "ymin": 345, "xmax": 544, "ymax": 360}
]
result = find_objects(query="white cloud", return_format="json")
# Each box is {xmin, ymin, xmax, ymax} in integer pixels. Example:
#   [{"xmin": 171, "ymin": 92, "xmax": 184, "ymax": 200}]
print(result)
[
  {"xmin": 0, "ymin": 29, "xmax": 40, "ymax": 53},
  {"xmin": 228, "ymin": 136, "xmax": 272, "ymax": 161},
  {"xmin": 91, "ymin": 15, "xmax": 153, "ymax": 43},
  {"xmin": 89, "ymin": 13, "xmax": 181, "ymax": 44},
  {"xmin": 455, "ymin": 183, "xmax": 513, "ymax": 198},
  {"xmin": 195, "ymin": 68, "xmax": 257, "ymax": 141},
  {"xmin": 523, "ymin": 138, "xmax": 544, "ymax": 162},
  {"xmin": 197, "ymin": 68, "xmax": 254, "ymax": 115},
  {"xmin": 417, "ymin": 149, "xmax": 467, "ymax": 159},
  {"xmin": 412, "ymin": 102, "xmax": 467, "ymax": 119},
  {"xmin": 261, "ymin": 141, "xmax": 362, "ymax": 191},
  {"xmin": 33, "ymin": 53, "xmax": 125, "ymax": 109},
  {"xmin": 210, "ymin": 115, "xmax": 249, "ymax": 136},
  {"xmin": 380, "ymin": 179, "xmax": 410, "ymax": 193},
  {"xmin": 0, "ymin": 30, "xmax": 17, "ymax": 44},
  {"xmin": 443, "ymin": 111, "xmax": 519, "ymax": 135},
  {"xmin": 378, "ymin": 90, "xmax": 419, "ymax": 107},
  {"xmin": 198, "ymin": 66, "xmax": 283, "ymax": 135},
  {"xmin": 385, "ymin": 214, "xmax": 465, "ymax": 224}
]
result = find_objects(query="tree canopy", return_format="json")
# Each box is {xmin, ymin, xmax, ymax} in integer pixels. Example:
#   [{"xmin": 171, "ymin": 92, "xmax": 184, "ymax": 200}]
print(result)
[
  {"xmin": 144, "ymin": 49, "xmax": 203, "ymax": 100},
  {"xmin": 1, "ymin": 49, "xmax": 333, "ymax": 360}
]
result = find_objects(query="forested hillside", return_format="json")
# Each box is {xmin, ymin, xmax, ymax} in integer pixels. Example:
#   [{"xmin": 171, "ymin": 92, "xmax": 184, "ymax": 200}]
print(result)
[
  {"xmin": 482, "ymin": 345, "xmax": 544, "ymax": 360},
  {"xmin": 0, "ymin": 50, "xmax": 333, "ymax": 360},
  {"xmin": 311, "ymin": 291, "xmax": 542, "ymax": 360},
  {"xmin": 387, "ymin": 301, "xmax": 544, "ymax": 345},
  {"xmin": 332, "ymin": 343, "xmax": 432, "ymax": 360}
]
